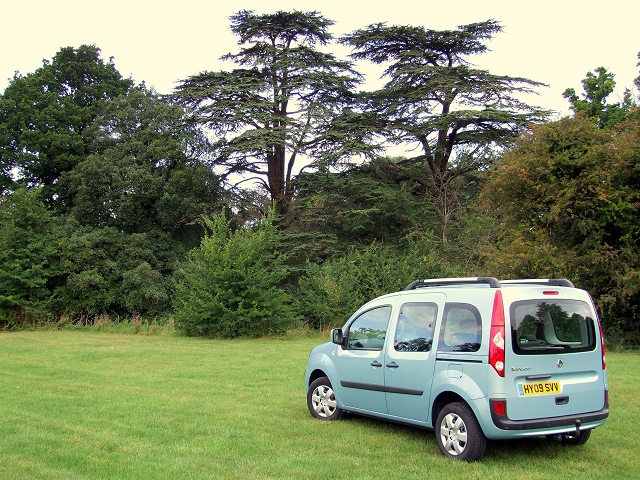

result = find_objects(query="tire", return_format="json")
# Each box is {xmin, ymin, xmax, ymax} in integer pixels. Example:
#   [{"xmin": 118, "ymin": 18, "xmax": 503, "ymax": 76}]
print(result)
[
  {"xmin": 435, "ymin": 402, "xmax": 487, "ymax": 461},
  {"xmin": 546, "ymin": 428, "xmax": 592, "ymax": 446},
  {"xmin": 307, "ymin": 376, "xmax": 343, "ymax": 421}
]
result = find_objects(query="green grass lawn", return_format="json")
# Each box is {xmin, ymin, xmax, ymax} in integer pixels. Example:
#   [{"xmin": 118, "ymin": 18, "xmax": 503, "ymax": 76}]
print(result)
[{"xmin": 0, "ymin": 331, "xmax": 637, "ymax": 479}]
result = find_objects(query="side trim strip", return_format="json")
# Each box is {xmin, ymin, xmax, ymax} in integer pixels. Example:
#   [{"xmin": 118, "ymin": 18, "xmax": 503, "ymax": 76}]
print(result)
[
  {"xmin": 341, "ymin": 381, "xmax": 385, "ymax": 392},
  {"xmin": 386, "ymin": 385, "xmax": 423, "ymax": 395},
  {"xmin": 341, "ymin": 381, "xmax": 423, "ymax": 396},
  {"xmin": 435, "ymin": 357, "xmax": 484, "ymax": 364}
]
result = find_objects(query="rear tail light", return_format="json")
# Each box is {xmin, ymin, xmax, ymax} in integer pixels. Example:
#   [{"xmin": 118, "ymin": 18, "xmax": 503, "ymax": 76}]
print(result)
[
  {"xmin": 589, "ymin": 293, "xmax": 606, "ymax": 371},
  {"xmin": 599, "ymin": 320, "xmax": 606, "ymax": 370},
  {"xmin": 489, "ymin": 290, "xmax": 506, "ymax": 377}
]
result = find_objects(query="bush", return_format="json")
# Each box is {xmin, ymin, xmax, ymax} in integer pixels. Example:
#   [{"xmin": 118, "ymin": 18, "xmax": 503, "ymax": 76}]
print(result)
[
  {"xmin": 478, "ymin": 113, "xmax": 640, "ymax": 344},
  {"xmin": 173, "ymin": 214, "xmax": 300, "ymax": 337},
  {"xmin": 297, "ymin": 233, "xmax": 452, "ymax": 330}
]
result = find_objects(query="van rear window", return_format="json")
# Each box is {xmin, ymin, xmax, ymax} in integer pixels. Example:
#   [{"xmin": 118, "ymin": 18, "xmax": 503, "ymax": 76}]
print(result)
[{"xmin": 510, "ymin": 300, "xmax": 596, "ymax": 355}]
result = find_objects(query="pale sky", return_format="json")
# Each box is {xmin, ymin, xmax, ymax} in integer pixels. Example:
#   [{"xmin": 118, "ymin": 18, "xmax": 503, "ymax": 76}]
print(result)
[{"xmin": 2, "ymin": 0, "xmax": 639, "ymax": 119}]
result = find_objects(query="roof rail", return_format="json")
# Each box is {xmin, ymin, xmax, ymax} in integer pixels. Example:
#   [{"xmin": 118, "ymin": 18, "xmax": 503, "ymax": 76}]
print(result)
[
  {"xmin": 404, "ymin": 277, "xmax": 501, "ymax": 290},
  {"xmin": 501, "ymin": 279, "xmax": 575, "ymax": 288}
]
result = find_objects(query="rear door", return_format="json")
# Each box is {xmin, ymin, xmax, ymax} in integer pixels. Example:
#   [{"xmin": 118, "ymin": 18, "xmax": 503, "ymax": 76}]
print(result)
[
  {"xmin": 384, "ymin": 294, "xmax": 445, "ymax": 423},
  {"xmin": 505, "ymin": 291, "xmax": 606, "ymax": 420}
]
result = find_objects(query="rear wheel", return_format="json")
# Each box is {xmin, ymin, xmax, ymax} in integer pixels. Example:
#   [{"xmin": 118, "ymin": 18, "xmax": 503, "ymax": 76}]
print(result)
[
  {"xmin": 307, "ymin": 376, "xmax": 343, "ymax": 420},
  {"xmin": 546, "ymin": 428, "xmax": 592, "ymax": 445},
  {"xmin": 435, "ymin": 402, "xmax": 487, "ymax": 461}
]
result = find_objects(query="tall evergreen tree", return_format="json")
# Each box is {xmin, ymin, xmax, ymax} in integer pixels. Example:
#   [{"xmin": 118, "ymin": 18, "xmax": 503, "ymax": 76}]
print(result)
[
  {"xmin": 173, "ymin": 10, "xmax": 364, "ymax": 217},
  {"xmin": 340, "ymin": 20, "xmax": 548, "ymax": 188},
  {"xmin": 340, "ymin": 20, "xmax": 548, "ymax": 241}
]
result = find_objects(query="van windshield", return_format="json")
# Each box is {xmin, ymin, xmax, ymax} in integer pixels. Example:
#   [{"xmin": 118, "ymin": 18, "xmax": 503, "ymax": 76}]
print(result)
[{"xmin": 510, "ymin": 300, "xmax": 597, "ymax": 355}]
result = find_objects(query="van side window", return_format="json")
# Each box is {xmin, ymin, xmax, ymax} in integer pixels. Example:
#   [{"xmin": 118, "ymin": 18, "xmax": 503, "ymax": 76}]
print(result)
[
  {"xmin": 437, "ymin": 303, "xmax": 482, "ymax": 352},
  {"xmin": 346, "ymin": 306, "xmax": 391, "ymax": 350},
  {"xmin": 394, "ymin": 302, "xmax": 437, "ymax": 352}
]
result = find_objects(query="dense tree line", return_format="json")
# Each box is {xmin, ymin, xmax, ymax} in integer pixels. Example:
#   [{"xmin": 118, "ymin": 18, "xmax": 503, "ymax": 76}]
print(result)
[
  {"xmin": 0, "ymin": 46, "xmax": 224, "ymax": 323},
  {"xmin": 0, "ymin": 12, "xmax": 638, "ymax": 344}
]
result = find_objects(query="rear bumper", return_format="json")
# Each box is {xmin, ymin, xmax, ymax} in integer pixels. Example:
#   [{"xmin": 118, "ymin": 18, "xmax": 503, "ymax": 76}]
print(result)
[{"xmin": 489, "ymin": 398, "xmax": 609, "ymax": 431}]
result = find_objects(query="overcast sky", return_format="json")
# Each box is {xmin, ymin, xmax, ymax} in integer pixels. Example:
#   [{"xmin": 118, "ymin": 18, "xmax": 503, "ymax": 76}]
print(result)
[{"xmin": 2, "ymin": 0, "xmax": 639, "ymax": 119}]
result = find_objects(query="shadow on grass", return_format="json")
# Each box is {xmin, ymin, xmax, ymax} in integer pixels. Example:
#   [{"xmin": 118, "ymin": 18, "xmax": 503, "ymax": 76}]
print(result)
[{"xmin": 342, "ymin": 412, "xmax": 582, "ymax": 461}]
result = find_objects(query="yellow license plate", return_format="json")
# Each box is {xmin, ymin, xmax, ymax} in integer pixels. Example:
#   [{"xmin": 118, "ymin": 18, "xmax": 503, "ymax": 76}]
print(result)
[{"xmin": 519, "ymin": 381, "xmax": 561, "ymax": 396}]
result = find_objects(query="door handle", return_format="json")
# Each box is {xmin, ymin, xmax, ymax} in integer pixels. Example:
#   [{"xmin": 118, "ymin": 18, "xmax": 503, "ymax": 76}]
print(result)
[
  {"xmin": 370, "ymin": 361, "xmax": 382, "ymax": 367},
  {"xmin": 386, "ymin": 362, "xmax": 399, "ymax": 369}
]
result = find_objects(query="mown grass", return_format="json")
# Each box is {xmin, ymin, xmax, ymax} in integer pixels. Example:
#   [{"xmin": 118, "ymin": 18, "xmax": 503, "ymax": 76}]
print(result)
[{"xmin": 0, "ymin": 331, "xmax": 637, "ymax": 479}]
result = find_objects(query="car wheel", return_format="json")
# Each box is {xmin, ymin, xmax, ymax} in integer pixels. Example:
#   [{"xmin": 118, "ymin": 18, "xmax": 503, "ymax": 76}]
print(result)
[
  {"xmin": 546, "ymin": 428, "xmax": 592, "ymax": 446},
  {"xmin": 435, "ymin": 402, "xmax": 487, "ymax": 461},
  {"xmin": 307, "ymin": 376, "xmax": 343, "ymax": 420}
]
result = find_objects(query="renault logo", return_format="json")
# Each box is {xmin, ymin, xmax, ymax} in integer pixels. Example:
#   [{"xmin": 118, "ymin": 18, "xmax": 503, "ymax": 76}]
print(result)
[{"xmin": 557, "ymin": 359, "xmax": 564, "ymax": 370}]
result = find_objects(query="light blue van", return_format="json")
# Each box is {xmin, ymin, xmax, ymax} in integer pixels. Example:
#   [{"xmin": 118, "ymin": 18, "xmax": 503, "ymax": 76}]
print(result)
[{"xmin": 304, "ymin": 278, "xmax": 609, "ymax": 461}]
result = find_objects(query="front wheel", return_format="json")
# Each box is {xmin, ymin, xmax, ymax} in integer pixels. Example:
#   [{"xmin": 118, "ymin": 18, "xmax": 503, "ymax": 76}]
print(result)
[
  {"xmin": 307, "ymin": 376, "xmax": 343, "ymax": 420},
  {"xmin": 435, "ymin": 402, "xmax": 487, "ymax": 461},
  {"xmin": 546, "ymin": 428, "xmax": 592, "ymax": 446}
]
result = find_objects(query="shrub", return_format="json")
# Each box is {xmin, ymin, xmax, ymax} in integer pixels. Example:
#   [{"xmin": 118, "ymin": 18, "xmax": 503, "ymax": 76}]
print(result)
[
  {"xmin": 173, "ymin": 214, "xmax": 300, "ymax": 337},
  {"xmin": 297, "ymin": 233, "xmax": 452, "ymax": 330}
]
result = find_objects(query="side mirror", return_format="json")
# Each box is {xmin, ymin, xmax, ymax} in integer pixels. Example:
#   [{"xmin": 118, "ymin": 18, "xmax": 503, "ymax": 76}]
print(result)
[{"xmin": 331, "ymin": 328, "xmax": 343, "ymax": 346}]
